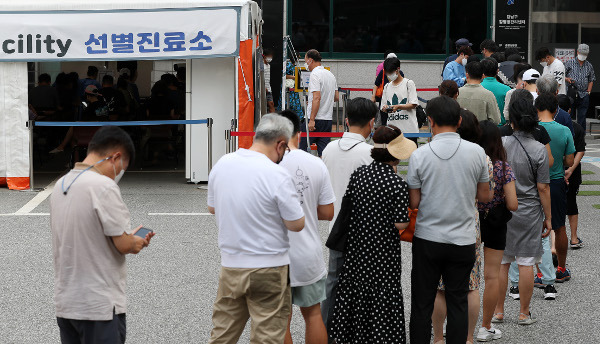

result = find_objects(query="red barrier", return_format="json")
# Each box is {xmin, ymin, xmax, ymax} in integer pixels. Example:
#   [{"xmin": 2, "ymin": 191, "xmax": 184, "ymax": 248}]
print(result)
[
  {"xmin": 231, "ymin": 131, "xmax": 344, "ymax": 138},
  {"xmin": 341, "ymin": 87, "xmax": 439, "ymax": 92}
]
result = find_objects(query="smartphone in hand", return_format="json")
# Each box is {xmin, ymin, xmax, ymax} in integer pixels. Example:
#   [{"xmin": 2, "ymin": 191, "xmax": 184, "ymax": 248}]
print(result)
[{"xmin": 134, "ymin": 227, "xmax": 154, "ymax": 238}]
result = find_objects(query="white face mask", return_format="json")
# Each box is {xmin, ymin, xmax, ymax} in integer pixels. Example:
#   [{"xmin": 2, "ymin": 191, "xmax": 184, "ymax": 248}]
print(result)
[
  {"xmin": 540, "ymin": 61, "xmax": 548, "ymax": 67},
  {"xmin": 462, "ymin": 59, "xmax": 468, "ymax": 66},
  {"xmin": 112, "ymin": 158, "xmax": 125, "ymax": 184},
  {"xmin": 387, "ymin": 72, "xmax": 398, "ymax": 82},
  {"xmin": 265, "ymin": 57, "xmax": 273, "ymax": 63},
  {"xmin": 304, "ymin": 60, "xmax": 311, "ymax": 71},
  {"xmin": 578, "ymin": 54, "xmax": 587, "ymax": 61}
]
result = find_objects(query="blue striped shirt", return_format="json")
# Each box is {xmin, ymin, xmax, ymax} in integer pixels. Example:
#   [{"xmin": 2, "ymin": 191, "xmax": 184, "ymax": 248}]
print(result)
[{"xmin": 565, "ymin": 59, "xmax": 596, "ymax": 98}]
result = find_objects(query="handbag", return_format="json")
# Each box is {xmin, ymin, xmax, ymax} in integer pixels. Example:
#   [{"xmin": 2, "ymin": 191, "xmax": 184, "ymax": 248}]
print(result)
[
  {"xmin": 375, "ymin": 71, "xmax": 385, "ymax": 98},
  {"xmin": 416, "ymin": 105, "xmax": 427, "ymax": 128},
  {"xmin": 399, "ymin": 208, "xmax": 417, "ymax": 242},
  {"xmin": 480, "ymin": 204, "xmax": 512, "ymax": 231},
  {"xmin": 325, "ymin": 193, "xmax": 353, "ymax": 253}
]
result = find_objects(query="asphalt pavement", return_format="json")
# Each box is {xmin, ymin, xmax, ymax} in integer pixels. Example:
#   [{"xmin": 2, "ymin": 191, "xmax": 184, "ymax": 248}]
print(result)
[{"xmin": 2, "ymin": 138, "xmax": 600, "ymax": 343}]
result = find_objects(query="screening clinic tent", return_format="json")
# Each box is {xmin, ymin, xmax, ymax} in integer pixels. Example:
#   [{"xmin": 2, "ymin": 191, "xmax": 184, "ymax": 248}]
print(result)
[{"xmin": 0, "ymin": 0, "xmax": 261, "ymax": 189}]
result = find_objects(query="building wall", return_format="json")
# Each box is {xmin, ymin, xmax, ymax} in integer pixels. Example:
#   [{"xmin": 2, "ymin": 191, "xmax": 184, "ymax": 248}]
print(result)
[{"xmin": 320, "ymin": 59, "xmax": 443, "ymax": 103}]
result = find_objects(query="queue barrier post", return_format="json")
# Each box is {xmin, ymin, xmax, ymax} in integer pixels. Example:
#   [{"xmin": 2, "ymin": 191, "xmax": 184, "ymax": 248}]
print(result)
[
  {"xmin": 26, "ymin": 120, "xmax": 42, "ymax": 192},
  {"xmin": 225, "ymin": 130, "xmax": 231, "ymax": 154},
  {"xmin": 207, "ymin": 118, "xmax": 213, "ymax": 174}
]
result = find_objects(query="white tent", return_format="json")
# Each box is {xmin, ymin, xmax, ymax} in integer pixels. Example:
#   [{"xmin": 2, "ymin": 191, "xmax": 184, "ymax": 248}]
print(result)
[{"xmin": 0, "ymin": 0, "xmax": 262, "ymax": 189}]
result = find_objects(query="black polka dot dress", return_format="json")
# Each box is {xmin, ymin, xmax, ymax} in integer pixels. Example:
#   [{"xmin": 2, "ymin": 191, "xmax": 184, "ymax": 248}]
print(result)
[{"xmin": 331, "ymin": 161, "xmax": 410, "ymax": 344}]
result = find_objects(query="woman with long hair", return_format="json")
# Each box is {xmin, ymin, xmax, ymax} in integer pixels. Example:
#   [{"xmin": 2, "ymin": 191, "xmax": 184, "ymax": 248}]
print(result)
[
  {"xmin": 475, "ymin": 121, "xmax": 518, "ymax": 341},
  {"xmin": 494, "ymin": 98, "xmax": 552, "ymax": 325}
]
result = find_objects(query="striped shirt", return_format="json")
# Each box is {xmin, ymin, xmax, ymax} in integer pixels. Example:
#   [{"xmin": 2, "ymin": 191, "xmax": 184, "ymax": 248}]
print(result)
[{"xmin": 565, "ymin": 59, "xmax": 596, "ymax": 98}]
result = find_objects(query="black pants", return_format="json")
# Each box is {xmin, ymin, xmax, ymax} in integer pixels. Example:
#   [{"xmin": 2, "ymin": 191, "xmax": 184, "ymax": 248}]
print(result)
[
  {"xmin": 410, "ymin": 237, "xmax": 475, "ymax": 344},
  {"xmin": 299, "ymin": 119, "xmax": 332, "ymax": 157},
  {"xmin": 57, "ymin": 312, "xmax": 126, "ymax": 344}
]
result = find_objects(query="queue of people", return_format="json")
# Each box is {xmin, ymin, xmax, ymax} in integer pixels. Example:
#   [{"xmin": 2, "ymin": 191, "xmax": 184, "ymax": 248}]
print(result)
[{"xmin": 47, "ymin": 40, "xmax": 592, "ymax": 344}]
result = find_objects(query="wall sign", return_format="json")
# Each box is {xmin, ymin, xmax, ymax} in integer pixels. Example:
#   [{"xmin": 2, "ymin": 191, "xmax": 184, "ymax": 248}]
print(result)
[
  {"xmin": 555, "ymin": 48, "xmax": 576, "ymax": 63},
  {"xmin": 495, "ymin": 0, "xmax": 530, "ymax": 61},
  {"xmin": 0, "ymin": 7, "xmax": 240, "ymax": 61}
]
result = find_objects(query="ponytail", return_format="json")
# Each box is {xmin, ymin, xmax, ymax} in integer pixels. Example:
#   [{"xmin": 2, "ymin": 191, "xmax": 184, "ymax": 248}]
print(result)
[{"xmin": 509, "ymin": 98, "xmax": 537, "ymax": 133}]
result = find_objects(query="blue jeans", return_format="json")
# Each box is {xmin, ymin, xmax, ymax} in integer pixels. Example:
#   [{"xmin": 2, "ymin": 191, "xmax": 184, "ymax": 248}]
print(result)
[
  {"xmin": 299, "ymin": 119, "xmax": 332, "ymax": 157},
  {"xmin": 575, "ymin": 94, "xmax": 590, "ymax": 131},
  {"xmin": 322, "ymin": 248, "xmax": 344, "ymax": 343},
  {"xmin": 509, "ymin": 236, "xmax": 555, "ymax": 287}
]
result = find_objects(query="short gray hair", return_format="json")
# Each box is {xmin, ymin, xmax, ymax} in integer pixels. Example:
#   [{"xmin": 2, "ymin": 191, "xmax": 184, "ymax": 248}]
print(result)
[
  {"xmin": 536, "ymin": 74, "xmax": 559, "ymax": 95},
  {"xmin": 255, "ymin": 113, "xmax": 293, "ymax": 143}
]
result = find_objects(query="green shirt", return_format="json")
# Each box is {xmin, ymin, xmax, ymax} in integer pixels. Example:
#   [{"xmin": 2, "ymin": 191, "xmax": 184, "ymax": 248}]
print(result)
[
  {"xmin": 539, "ymin": 121, "xmax": 576, "ymax": 180},
  {"xmin": 481, "ymin": 77, "xmax": 511, "ymax": 125}
]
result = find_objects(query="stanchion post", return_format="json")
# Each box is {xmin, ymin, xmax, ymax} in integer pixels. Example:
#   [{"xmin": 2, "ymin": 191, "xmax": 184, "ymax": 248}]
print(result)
[
  {"xmin": 28, "ymin": 120, "xmax": 35, "ymax": 191},
  {"xmin": 207, "ymin": 118, "xmax": 213, "ymax": 174},
  {"xmin": 335, "ymin": 91, "xmax": 340, "ymax": 132},
  {"xmin": 225, "ymin": 130, "xmax": 231, "ymax": 154}
]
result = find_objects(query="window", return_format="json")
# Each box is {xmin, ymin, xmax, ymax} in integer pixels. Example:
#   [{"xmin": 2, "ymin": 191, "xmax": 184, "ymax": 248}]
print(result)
[
  {"xmin": 533, "ymin": 0, "xmax": 600, "ymax": 12},
  {"xmin": 532, "ymin": 23, "xmax": 578, "ymax": 44},
  {"xmin": 449, "ymin": 0, "xmax": 488, "ymax": 54},
  {"xmin": 289, "ymin": 0, "xmax": 493, "ymax": 59},
  {"xmin": 291, "ymin": 0, "xmax": 330, "ymax": 53},
  {"xmin": 582, "ymin": 27, "xmax": 600, "ymax": 44},
  {"xmin": 331, "ymin": 0, "xmax": 446, "ymax": 54}
]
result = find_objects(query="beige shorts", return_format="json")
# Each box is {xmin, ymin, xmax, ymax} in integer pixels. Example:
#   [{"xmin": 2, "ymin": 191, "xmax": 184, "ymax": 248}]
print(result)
[
  {"xmin": 501, "ymin": 255, "xmax": 542, "ymax": 266},
  {"xmin": 209, "ymin": 265, "xmax": 291, "ymax": 344}
]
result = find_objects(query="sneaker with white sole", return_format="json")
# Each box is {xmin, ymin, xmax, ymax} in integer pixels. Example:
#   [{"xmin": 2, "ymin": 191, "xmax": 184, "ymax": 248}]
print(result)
[
  {"xmin": 509, "ymin": 286, "xmax": 520, "ymax": 300},
  {"xmin": 476, "ymin": 326, "xmax": 502, "ymax": 342},
  {"xmin": 544, "ymin": 284, "xmax": 557, "ymax": 300}
]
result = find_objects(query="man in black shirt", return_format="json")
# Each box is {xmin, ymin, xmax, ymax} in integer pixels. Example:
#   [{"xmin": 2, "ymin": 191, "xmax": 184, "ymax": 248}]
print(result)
[
  {"xmin": 557, "ymin": 94, "xmax": 586, "ymax": 248},
  {"xmin": 100, "ymin": 75, "xmax": 126, "ymax": 121},
  {"xmin": 82, "ymin": 85, "xmax": 108, "ymax": 121}
]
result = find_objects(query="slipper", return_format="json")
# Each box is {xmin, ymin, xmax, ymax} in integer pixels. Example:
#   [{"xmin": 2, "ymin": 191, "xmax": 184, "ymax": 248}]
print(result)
[
  {"xmin": 518, "ymin": 312, "xmax": 537, "ymax": 325},
  {"xmin": 571, "ymin": 237, "xmax": 583, "ymax": 249},
  {"xmin": 492, "ymin": 312, "xmax": 504, "ymax": 323}
]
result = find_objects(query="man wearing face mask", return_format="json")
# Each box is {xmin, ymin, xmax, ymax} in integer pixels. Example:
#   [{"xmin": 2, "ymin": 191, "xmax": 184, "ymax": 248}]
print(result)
[
  {"xmin": 50, "ymin": 126, "xmax": 153, "ymax": 344},
  {"xmin": 536, "ymin": 46, "xmax": 566, "ymax": 95},
  {"xmin": 263, "ymin": 48, "xmax": 276, "ymax": 113},
  {"xmin": 300, "ymin": 49, "xmax": 339, "ymax": 156},
  {"xmin": 566, "ymin": 43, "xmax": 596, "ymax": 130},
  {"xmin": 208, "ymin": 114, "xmax": 305, "ymax": 344},
  {"xmin": 442, "ymin": 46, "xmax": 473, "ymax": 87}
]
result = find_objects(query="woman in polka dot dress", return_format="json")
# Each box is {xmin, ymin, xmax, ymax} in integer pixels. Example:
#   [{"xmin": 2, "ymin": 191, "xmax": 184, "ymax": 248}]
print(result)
[{"xmin": 331, "ymin": 125, "xmax": 417, "ymax": 344}]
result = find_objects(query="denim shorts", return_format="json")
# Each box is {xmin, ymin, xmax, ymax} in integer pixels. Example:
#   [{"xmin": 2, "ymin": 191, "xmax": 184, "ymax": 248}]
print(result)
[{"xmin": 291, "ymin": 276, "xmax": 326, "ymax": 308}]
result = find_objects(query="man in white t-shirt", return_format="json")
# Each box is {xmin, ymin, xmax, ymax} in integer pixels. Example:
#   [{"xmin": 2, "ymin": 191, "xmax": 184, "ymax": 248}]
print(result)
[
  {"xmin": 299, "ymin": 49, "xmax": 339, "ymax": 156},
  {"xmin": 51, "ymin": 126, "xmax": 154, "ymax": 344},
  {"xmin": 208, "ymin": 114, "xmax": 306, "ymax": 344},
  {"xmin": 278, "ymin": 110, "xmax": 336, "ymax": 344},
  {"xmin": 320, "ymin": 97, "xmax": 377, "ymax": 338},
  {"xmin": 536, "ymin": 46, "xmax": 566, "ymax": 95},
  {"xmin": 380, "ymin": 56, "xmax": 419, "ymax": 138}
]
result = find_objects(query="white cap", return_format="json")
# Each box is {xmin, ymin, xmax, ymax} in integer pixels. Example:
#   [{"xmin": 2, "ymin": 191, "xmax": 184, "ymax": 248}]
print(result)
[
  {"xmin": 119, "ymin": 68, "xmax": 131, "ymax": 77},
  {"xmin": 578, "ymin": 44, "xmax": 589, "ymax": 54},
  {"xmin": 522, "ymin": 69, "xmax": 540, "ymax": 81},
  {"xmin": 386, "ymin": 52, "xmax": 397, "ymax": 59}
]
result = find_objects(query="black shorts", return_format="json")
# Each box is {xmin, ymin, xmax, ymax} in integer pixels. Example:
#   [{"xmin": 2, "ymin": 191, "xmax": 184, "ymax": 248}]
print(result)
[
  {"xmin": 479, "ymin": 205, "xmax": 509, "ymax": 251},
  {"xmin": 550, "ymin": 179, "xmax": 567, "ymax": 230},
  {"xmin": 566, "ymin": 183, "xmax": 580, "ymax": 216},
  {"xmin": 57, "ymin": 311, "xmax": 126, "ymax": 344}
]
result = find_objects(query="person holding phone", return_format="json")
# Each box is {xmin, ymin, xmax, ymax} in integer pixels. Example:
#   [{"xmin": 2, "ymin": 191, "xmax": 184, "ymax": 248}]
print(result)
[{"xmin": 50, "ymin": 126, "xmax": 154, "ymax": 344}]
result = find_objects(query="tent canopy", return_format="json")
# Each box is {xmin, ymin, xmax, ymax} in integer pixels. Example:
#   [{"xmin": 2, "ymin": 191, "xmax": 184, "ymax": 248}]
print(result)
[{"xmin": 0, "ymin": 0, "xmax": 258, "ymax": 41}]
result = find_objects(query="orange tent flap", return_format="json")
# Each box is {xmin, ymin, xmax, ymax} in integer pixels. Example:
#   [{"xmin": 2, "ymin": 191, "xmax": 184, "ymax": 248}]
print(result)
[
  {"xmin": 7, "ymin": 177, "xmax": 29, "ymax": 190},
  {"xmin": 237, "ymin": 39, "xmax": 254, "ymax": 149}
]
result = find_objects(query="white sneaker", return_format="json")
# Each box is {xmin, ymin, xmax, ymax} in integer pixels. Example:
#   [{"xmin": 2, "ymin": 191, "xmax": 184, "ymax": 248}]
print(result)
[{"xmin": 476, "ymin": 326, "xmax": 502, "ymax": 342}]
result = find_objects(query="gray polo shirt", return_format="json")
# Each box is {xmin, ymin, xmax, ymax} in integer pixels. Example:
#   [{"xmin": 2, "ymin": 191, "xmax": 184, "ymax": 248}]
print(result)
[
  {"xmin": 51, "ymin": 164, "xmax": 131, "ymax": 321},
  {"xmin": 407, "ymin": 132, "xmax": 489, "ymax": 246}
]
